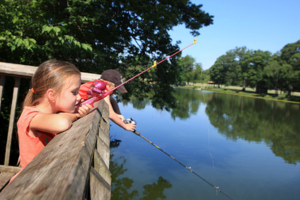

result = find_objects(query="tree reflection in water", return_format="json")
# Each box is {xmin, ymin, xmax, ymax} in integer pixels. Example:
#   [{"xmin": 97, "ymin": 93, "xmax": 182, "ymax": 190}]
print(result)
[
  {"xmin": 117, "ymin": 88, "xmax": 300, "ymax": 165},
  {"xmin": 110, "ymin": 150, "xmax": 172, "ymax": 200}
]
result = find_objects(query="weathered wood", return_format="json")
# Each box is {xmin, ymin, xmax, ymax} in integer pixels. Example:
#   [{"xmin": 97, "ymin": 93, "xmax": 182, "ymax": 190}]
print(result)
[
  {"xmin": 90, "ymin": 167, "xmax": 111, "ymax": 200},
  {"xmin": 0, "ymin": 166, "xmax": 21, "ymax": 191},
  {"xmin": 4, "ymin": 77, "xmax": 20, "ymax": 166},
  {"xmin": 93, "ymin": 149, "xmax": 111, "ymax": 184},
  {"xmin": 96, "ymin": 136, "xmax": 110, "ymax": 168},
  {"xmin": 0, "ymin": 74, "xmax": 5, "ymax": 113},
  {"xmin": 0, "ymin": 166, "xmax": 21, "ymax": 174},
  {"xmin": 0, "ymin": 62, "xmax": 101, "ymax": 82},
  {"xmin": 0, "ymin": 100, "xmax": 111, "ymax": 200}
]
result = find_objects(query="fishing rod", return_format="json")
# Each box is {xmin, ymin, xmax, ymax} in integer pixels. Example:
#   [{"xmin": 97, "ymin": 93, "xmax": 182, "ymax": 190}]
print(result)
[
  {"xmin": 82, "ymin": 39, "xmax": 197, "ymax": 106},
  {"xmin": 124, "ymin": 119, "xmax": 234, "ymax": 200}
]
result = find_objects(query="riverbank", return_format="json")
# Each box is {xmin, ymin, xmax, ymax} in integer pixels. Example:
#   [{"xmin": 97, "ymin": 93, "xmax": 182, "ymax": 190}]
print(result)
[{"xmin": 181, "ymin": 84, "xmax": 300, "ymax": 104}]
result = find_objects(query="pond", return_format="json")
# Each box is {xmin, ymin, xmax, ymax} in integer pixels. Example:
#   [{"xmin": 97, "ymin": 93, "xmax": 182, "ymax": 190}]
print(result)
[{"xmin": 109, "ymin": 88, "xmax": 300, "ymax": 200}]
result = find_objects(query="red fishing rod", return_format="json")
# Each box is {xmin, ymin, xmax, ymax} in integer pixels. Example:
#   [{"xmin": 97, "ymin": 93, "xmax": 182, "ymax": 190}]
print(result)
[{"xmin": 82, "ymin": 39, "xmax": 197, "ymax": 106}]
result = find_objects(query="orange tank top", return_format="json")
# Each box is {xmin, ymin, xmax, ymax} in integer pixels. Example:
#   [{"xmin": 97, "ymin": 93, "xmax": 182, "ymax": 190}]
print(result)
[{"xmin": 17, "ymin": 106, "xmax": 56, "ymax": 169}]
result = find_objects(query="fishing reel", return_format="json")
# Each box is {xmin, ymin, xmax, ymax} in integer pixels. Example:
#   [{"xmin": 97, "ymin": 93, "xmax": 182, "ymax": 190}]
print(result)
[
  {"xmin": 124, "ymin": 118, "xmax": 136, "ymax": 125},
  {"xmin": 82, "ymin": 80, "xmax": 113, "ymax": 107}
]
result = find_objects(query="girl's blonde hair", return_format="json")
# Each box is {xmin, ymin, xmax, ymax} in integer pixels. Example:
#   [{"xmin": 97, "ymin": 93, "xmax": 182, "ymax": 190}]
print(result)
[{"xmin": 23, "ymin": 59, "xmax": 80, "ymax": 109}]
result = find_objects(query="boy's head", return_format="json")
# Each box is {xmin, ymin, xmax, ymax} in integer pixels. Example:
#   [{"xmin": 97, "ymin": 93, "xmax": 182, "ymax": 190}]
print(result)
[{"xmin": 101, "ymin": 69, "xmax": 127, "ymax": 93}]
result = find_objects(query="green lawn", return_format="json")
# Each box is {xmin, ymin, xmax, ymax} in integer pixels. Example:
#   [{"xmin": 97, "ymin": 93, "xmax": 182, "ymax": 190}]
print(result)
[{"xmin": 181, "ymin": 85, "xmax": 300, "ymax": 104}]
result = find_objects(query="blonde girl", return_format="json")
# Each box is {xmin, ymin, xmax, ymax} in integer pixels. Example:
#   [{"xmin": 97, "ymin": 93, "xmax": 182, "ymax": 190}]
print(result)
[{"xmin": 10, "ymin": 60, "xmax": 92, "ymax": 182}]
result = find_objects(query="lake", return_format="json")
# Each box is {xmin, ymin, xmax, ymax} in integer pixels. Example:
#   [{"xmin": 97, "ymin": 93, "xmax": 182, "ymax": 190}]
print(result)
[{"xmin": 109, "ymin": 88, "xmax": 300, "ymax": 200}]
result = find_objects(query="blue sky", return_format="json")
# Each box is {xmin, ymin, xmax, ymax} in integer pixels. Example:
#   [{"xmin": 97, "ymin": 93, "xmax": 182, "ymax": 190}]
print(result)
[{"xmin": 169, "ymin": 0, "xmax": 300, "ymax": 70}]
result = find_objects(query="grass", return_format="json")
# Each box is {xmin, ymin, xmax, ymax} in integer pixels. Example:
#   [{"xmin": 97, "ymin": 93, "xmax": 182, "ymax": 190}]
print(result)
[{"xmin": 181, "ymin": 85, "xmax": 300, "ymax": 104}]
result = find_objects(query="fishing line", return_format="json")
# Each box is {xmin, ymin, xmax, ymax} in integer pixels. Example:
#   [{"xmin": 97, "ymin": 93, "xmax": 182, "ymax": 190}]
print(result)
[
  {"xmin": 207, "ymin": 126, "xmax": 217, "ymax": 195},
  {"xmin": 82, "ymin": 39, "xmax": 197, "ymax": 106},
  {"xmin": 110, "ymin": 39, "xmax": 197, "ymax": 94},
  {"xmin": 120, "ymin": 44, "xmax": 189, "ymax": 88},
  {"xmin": 131, "ymin": 129, "xmax": 235, "ymax": 200}
]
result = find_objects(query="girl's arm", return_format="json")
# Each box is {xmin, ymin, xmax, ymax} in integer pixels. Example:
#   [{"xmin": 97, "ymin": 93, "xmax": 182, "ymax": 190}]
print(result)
[
  {"xmin": 104, "ymin": 96, "xmax": 136, "ymax": 131},
  {"xmin": 30, "ymin": 105, "xmax": 92, "ymax": 135}
]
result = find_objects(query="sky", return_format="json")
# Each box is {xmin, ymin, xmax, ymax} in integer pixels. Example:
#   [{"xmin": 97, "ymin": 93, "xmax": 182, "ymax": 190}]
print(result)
[{"xmin": 169, "ymin": 0, "xmax": 300, "ymax": 70}]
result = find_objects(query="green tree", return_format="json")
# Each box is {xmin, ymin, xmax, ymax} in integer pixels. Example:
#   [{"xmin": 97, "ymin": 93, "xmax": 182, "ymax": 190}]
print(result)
[
  {"xmin": 210, "ymin": 47, "xmax": 247, "ymax": 88},
  {"xmin": 245, "ymin": 50, "xmax": 271, "ymax": 91},
  {"xmin": 192, "ymin": 62, "xmax": 203, "ymax": 84},
  {"xmin": 0, "ymin": 0, "xmax": 214, "ymax": 109},
  {"xmin": 279, "ymin": 40, "xmax": 300, "ymax": 97},
  {"xmin": 178, "ymin": 55, "xmax": 196, "ymax": 85},
  {"xmin": 264, "ymin": 53, "xmax": 281, "ymax": 95}
]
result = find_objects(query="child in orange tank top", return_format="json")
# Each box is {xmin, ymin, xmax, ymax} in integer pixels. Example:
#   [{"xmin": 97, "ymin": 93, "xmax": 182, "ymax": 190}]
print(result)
[{"xmin": 10, "ymin": 60, "xmax": 92, "ymax": 183}]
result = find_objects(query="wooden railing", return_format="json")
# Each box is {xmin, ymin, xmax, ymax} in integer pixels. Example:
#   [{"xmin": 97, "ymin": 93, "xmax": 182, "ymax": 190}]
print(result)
[
  {"xmin": 0, "ymin": 100, "xmax": 111, "ymax": 199},
  {"xmin": 0, "ymin": 62, "xmax": 111, "ymax": 199}
]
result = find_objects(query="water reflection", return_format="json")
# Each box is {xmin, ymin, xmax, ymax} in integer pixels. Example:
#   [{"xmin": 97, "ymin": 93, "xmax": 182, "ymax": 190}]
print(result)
[
  {"xmin": 110, "ymin": 153, "xmax": 172, "ymax": 200},
  {"xmin": 205, "ymin": 93, "xmax": 300, "ymax": 164},
  {"xmin": 117, "ymin": 88, "xmax": 300, "ymax": 165}
]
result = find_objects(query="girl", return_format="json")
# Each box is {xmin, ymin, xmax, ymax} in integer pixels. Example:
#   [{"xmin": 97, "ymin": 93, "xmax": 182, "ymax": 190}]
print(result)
[{"xmin": 10, "ymin": 60, "xmax": 92, "ymax": 182}]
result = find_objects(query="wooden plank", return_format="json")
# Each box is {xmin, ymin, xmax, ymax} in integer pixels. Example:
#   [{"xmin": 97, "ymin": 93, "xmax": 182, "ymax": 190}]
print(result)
[
  {"xmin": 0, "ymin": 62, "xmax": 101, "ymax": 82},
  {"xmin": 4, "ymin": 77, "xmax": 20, "ymax": 166},
  {"xmin": 0, "ymin": 173, "xmax": 14, "ymax": 191},
  {"xmin": 90, "ymin": 167, "xmax": 111, "ymax": 200},
  {"xmin": 0, "ymin": 100, "xmax": 108, "ymax": 199},
  {"xmin": 0, "ymin": 166, "xmax": 21, "ymax": 191},
  {"xmin": 96, "ymin": 136, "xmax": 110, "ymax": 168},
  {"xmin": 0, "ymin": 75, "xmax": 5, "ymax": 113},
  {"xmin": 93, "ymin": 148, "xmax": 111, "ymax": 184},
  {"xmin": 0, "ymin": 166, "xmax": 21, "ymax": 174}
]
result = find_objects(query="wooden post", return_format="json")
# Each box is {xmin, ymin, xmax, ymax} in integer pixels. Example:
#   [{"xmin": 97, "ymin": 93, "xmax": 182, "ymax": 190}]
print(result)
[
  {"xmin": 0, "ymin": 74, "xmax": 5, "ymax": 113},
  {"xmin": 4, "ymin": 77, "xmax": 20, "ymax": 166}
]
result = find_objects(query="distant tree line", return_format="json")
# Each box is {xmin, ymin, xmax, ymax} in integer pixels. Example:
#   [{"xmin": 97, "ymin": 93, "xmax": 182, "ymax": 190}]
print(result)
[
  {"xmin": 177, "ymin": 55, "xmax": 210, "ymax": 85},
  {"xmin": 209, "ymin": 40, "xmax": 300, "ymax": 96}
]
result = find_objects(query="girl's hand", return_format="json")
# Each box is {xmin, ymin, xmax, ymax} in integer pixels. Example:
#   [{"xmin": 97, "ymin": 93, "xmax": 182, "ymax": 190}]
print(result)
[
  {"xmin": 124, "ymin": 123, "xmax": 136, "ymax": 132},
  {"xmin": 76, "ymin": 104, "xmax": 93, "ymax": 118}
]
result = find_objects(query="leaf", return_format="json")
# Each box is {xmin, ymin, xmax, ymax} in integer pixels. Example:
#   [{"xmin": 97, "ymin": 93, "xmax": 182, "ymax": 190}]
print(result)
[
  {"xmin": 15, "ymin": 38, "xmax": 22, "ymax": 47},
  {"xmin": 82, "ymin": 43, "xmax": 93, "ymax": 51},
  {"xmin": 29, "ymin": 38, "xmax": 36, "ymax": 44},
  {"xmin": 12, "ymin": 16, "xmax": 18, "ymax": 24}
]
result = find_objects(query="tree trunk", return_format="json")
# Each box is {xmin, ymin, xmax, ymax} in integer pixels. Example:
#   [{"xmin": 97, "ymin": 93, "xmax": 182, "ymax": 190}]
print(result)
[
  {"xmin": 241, "ymin": 79, "xmax": 246, "ymax": 91},
  {"xmin": 274, "ymin": 75, "xmax": 278, "ymax": 96},
  {"xmin": 286, "ymin": 84, "xmax": 293, "ymax": 98}
]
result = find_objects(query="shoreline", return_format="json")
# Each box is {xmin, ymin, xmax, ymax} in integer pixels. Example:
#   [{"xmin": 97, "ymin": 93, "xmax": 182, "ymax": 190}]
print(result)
[{"xmin": 179, "ymin": 85, "xmax": 300, "ymax": 104}]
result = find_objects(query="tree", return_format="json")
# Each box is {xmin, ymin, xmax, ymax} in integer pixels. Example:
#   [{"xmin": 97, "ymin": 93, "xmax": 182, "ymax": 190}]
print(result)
[
  {"xmin": 280, "ymin": 40, "xmax": 300, "ymax": 97},
  {"xmin": 264, "ymin": 53, "xmax": 281, "ymax": 95},
  {"xmin": 209, "ymin": 55, "xmax": 227, "ymax": 88},
  {"xmin": 192, "ymin": 62, "xmax": 202, "ymax": 84},
  {"xmin": 178, "ymin": 55, "xmax": 196, "ymax": 85},
  {"xmin": 0, "ymin": 0, "xmax": 214, "ymax": 109},
  {"xmin": 245, "ymin": 50, "xmax": 271, "ymax": 92}
]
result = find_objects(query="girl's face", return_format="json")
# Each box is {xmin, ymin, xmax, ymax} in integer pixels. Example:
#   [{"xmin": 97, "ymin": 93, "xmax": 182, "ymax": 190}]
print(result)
[{"xmin": 55, "ymin": 75, "xmax": 81, "ymax": 113}]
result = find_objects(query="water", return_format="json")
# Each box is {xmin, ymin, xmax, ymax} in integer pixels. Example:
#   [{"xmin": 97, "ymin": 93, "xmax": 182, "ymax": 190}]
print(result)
[{"xmin": 109, "ymin": 88, "xmax": 300, "ymax": 200}]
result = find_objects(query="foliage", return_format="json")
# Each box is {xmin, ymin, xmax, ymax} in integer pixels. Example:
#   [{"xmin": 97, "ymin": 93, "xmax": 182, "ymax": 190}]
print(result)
[
  {"xmin": 177, "ymin": 55, "xmax": 203, "ymax": 85},
  {"xmin": 0, "ymin": 0, "xmax": 213, "ymax": 110},
  {"xmin": 209, "ymin": 40, "xmax": 300, "ymax": 95}
]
